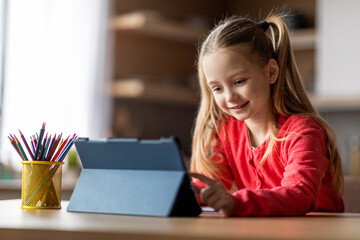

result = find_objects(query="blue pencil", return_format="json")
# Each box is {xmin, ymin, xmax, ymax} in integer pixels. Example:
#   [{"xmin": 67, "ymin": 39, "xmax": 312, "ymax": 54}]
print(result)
[
  {"xmin": 56, "ymin": 140, "xmax": 74, "ymax": 162},
  {"xmin": 34, "ymin": 123, "xmax": 46, "ymax": 160},
  {"xmin": 41, "ymin": 135, "xmax": 52, "ymax": 160}
]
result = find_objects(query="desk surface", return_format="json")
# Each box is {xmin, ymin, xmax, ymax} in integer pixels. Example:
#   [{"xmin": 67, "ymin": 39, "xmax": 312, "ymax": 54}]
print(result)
[{"xmin": 1, "ymin": 199, "xmax": 360, "ymax": 240}]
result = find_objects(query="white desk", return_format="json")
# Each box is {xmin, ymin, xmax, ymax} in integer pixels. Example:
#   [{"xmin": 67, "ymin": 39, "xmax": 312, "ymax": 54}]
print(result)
[{"xmin": 1, "ymin": 199, "xmax": 360, "ymax": 240}]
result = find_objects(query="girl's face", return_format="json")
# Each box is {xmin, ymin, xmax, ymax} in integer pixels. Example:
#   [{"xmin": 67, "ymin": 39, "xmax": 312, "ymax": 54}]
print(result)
[{"xmin": 202, "ymin": 46, "xmax": 278, "ymax": 123}]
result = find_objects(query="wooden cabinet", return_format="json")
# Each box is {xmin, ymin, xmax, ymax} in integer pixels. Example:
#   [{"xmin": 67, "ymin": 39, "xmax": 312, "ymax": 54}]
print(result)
[{"xmin": 109, "ymin": 0, "xmax": 317, "ymax": 155}]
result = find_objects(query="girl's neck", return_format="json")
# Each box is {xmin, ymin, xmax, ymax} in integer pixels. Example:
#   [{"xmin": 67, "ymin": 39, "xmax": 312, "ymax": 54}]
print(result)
[{"xmin": 245, "ymin": 118, "xmax": 269, "ymax": 148}]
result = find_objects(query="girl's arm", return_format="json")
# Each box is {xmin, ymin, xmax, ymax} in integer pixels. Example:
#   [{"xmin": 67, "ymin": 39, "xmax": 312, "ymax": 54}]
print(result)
[{"xmin": 230, "ymin": 119, "xmax": 335, "ymax": 216}]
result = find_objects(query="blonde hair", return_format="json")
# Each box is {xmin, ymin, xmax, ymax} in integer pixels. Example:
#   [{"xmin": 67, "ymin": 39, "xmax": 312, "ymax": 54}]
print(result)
[{"xmin": 191, "ymin": 13, "xmax": 344, "ymax": 193}]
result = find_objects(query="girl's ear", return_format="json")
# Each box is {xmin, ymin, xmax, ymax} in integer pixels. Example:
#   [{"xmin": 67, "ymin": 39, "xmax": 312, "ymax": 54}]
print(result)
[{"xmin": 267, "ymin": 58, "xmax": 279, "ymax": 84}]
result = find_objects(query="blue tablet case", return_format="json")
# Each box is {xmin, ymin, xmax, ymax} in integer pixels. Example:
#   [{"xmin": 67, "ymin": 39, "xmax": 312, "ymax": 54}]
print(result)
[{"xmin": 67, "ymin": 137, "xmax": 201, "ymax": 217}]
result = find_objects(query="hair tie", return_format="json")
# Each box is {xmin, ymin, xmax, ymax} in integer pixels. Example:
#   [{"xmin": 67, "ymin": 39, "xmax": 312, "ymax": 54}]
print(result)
[{"xmin": 258, "ymin": 20, "xmax": 269, "ymax": 32}]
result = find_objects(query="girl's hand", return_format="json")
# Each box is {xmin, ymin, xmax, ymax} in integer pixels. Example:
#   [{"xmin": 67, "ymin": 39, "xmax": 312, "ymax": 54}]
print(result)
[{"xmin": 191, "ymin": 172, "xmax": 234, "ymax": 216}]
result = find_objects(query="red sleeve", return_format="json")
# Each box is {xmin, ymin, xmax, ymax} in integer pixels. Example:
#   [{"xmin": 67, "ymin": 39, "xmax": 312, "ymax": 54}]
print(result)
[{"xmin": 230, "ymin": 117, "xmax": 329, "ymax": 216}]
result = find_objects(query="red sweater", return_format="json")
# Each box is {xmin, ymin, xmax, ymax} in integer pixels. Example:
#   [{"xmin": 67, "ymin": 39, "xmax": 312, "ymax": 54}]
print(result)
[{"xmin": 193, "ymin": 115, "xmax": 344, "ymax": 216}]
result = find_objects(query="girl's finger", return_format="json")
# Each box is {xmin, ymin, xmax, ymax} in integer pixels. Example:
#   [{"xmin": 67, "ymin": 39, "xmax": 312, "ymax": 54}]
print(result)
[
  {"xmin": 200, "ymin": 186, "xmax": 216, "ymax": 204},
  {"xmin": 190, "ymin": 172, "xmax": 216, "ymax": 186},
  {"xmin": 212, "ymin": 196, "xmax": 228, "ymax": 212},
  {"xmin": 206, "ymin": 192, "xmax": 223, "ymax": 209},
  {"xmin": 215, "ymin": 195, "xmax": 234, "ymax": 215}
]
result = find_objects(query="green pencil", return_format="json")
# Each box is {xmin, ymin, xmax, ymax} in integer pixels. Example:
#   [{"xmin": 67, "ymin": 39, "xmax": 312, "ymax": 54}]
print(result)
[{"xmin": 15, "ymin": 136, "xmax": 28, "ymax": 160}]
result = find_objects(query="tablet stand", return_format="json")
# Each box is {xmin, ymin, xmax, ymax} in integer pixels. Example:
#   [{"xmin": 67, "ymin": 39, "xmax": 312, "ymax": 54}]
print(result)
[{"xmin": 67, "ymin": 138, "xmax": 201, "ymax": 217}]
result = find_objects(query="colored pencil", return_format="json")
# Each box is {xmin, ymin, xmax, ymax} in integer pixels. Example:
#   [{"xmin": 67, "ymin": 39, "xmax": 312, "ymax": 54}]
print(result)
[
  {"xmin": 30, "ymin": 136, "xmax": 36, "ymax": 155},
  {"xmin": 51, "ymin": 135, "xmax": 69, "ymax": 162},
  {"xmin": 8, "ymin": 135, "xmax": 23, "ymax": 159},
  {"xmin": 41, "ymin": 135, "xmax": 52, "ymax": 160},
  {"xmin": 55, "ymin": 134, "xmax": 77, "ymax": 162},
  {"xmin": 38, "ymin": 133, "xmax": 48, "ymax": 160},
  {"xmin": 45, "ymin": 133, "xmax": 62, "ymax": 161},
  {"xmin": 19, "ymin": 130, "xmax": 35, "ymax": 160},
  {"xmin": 57, "ymin": 139, "xmax": 75, "ymax": 162},
  {"xmin": 9, "ymin": 124, "xmax": 76, "ymax": 163},
  {"xmin": 34, "ymin": 123, "xmax": 46, "ymax": 160},
  {"xmin": 14, "ymin": 136, "xmax": 27, "ymax": 160}
]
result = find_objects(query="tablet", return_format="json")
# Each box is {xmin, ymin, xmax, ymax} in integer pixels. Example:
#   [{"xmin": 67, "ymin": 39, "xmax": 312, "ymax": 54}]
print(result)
[{"xmin": 67, "ymin": 137, "xmax": 201, "ymax": 217}]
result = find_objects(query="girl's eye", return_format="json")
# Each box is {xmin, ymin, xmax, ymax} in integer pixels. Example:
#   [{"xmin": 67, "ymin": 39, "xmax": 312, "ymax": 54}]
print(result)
[
  {"xmin": 212, "ymin": 86, "xmax": 222, "ymax": 92},
  {"xmin": 235, "ymin": 79, "xmax": 246, "ymax": 85}
]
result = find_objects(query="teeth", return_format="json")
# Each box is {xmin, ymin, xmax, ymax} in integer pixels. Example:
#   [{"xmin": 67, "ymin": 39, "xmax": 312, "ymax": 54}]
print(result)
[
  {"xmin": 238, "ymin": 102, "xmax": 246, "ymax": 108},
  {"xmin": 230, "ymin": 101, "xmax": 247, "ymax": 109}
]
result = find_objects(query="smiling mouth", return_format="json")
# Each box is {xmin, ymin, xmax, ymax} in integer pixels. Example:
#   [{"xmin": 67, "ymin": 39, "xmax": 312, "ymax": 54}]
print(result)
[{"xmin": 230, "ymin": 101, "xmax": 249, "ymax": 110}]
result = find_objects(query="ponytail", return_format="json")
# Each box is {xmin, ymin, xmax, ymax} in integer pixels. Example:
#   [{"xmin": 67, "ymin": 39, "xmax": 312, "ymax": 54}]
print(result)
[{"xmin": 264, "ymin": 14, "xmax": 343, "ymax": 193}]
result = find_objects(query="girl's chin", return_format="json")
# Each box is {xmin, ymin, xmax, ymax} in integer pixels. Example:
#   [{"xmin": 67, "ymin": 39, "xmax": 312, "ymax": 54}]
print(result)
[
  {"xmin": 228, "ymin": 108, "xmax": 251, "ymax": 121},
  {"xmin": 226, "ymin": 111, "xmax": 249, "ymax": 121},
  {"xmin": 232, "ymin": 115, "xmax": 248, "ymax": 121}
]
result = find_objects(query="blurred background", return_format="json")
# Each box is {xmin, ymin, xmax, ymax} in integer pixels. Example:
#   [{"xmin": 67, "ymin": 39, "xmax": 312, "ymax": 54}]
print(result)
[{"xmin": 1, "ymin": 0, "xmax": 360, "ymax": 199}]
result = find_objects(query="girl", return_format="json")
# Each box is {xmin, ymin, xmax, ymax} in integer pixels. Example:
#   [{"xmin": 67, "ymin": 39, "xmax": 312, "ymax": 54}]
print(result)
[{"xmin": 190, "ymin": 13, "xmax": 344, "ymax": 216}]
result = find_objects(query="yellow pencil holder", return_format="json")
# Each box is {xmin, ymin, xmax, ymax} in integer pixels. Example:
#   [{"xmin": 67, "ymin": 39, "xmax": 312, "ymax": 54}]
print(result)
[{"xmin": 21, "ymin": 161, "xmax": 64, "ymax": 209}]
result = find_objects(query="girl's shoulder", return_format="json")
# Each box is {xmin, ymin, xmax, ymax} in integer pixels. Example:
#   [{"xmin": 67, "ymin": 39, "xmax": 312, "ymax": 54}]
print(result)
[{"xmin": 278, "ymin": 114, "xmax": 324, "ymax": 134}]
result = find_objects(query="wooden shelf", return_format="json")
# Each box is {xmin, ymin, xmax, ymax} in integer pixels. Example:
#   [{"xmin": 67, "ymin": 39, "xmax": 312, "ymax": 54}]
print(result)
[
  {"xmin": 111, "ymin": 79, "xmax": 199, "ymax": 105},
  {"xmin": 112, "ymin": 81, "xmax": 360, "ymax": 111},
  {"xmin": 310, "ymin": 93, "xmax": 360, "ymax": 111},
  {"xmin": 111, "ymin": 11, "xmax": 206, "ymax": 43},
  {"xmin": 111, "ymin": 11, "xmax": 316, "ymax": 50}
]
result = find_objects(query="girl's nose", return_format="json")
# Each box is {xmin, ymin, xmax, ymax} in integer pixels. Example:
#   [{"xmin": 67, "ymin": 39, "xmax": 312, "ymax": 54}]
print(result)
[{"xmin": 226, "ymin": 89, "xmax": 239, "ymax": 102}]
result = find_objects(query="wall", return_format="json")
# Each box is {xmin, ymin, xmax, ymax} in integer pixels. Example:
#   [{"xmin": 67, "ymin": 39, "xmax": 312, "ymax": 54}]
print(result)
[
  {"xmin": 317, "ymin": 0, "xmax": 360, "ymax": 174},
  {"xmin": 317, "ymin": 0, "xmax": 360, "ymax": 95}
]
